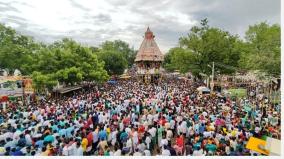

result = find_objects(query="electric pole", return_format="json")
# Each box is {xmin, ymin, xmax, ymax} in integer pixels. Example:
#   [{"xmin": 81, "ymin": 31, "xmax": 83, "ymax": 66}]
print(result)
[{"xmin": 211, "ymin": 62, "xmax": 214, "ymax": 91}]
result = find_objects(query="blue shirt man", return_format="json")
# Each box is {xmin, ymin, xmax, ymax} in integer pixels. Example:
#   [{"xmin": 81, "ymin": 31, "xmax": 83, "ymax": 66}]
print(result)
[
  {"xmin": 59, "ymin": 128, "xmax": 67, "ymax": 137},
  {"xmin": 98, "ymin": 130, "xmax": 107, "ymax": 141},
  {"xmin": 44, "ymin": 135, "xmax": 54, "ymax": 143},
  {"xmin": 66, "ymin": 126, "xmax": 74, "ymax": 138}
]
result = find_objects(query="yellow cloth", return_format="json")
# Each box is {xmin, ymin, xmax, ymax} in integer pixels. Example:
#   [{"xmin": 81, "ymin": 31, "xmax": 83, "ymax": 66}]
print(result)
[
  {"xmin": 246, "ymin": 137, "xmax": 269, "ymax": 155},
  {"xmin": 106, "ymin": 128, "xmax": 111, "ymax": 134},
  {"xmin": 231, "ymin": 130, "xmax": 237, "ymax": 137},
  {"xmin": 81, "ymin": 138, "xmax": 88, "ymax": 152},
  {"xmin": 32, "ymin": 115, "xmax": 36, "ymax": 121},
  {"xmin": 223, "ymin": 128, "xmax": 228, "ymax": 134}
]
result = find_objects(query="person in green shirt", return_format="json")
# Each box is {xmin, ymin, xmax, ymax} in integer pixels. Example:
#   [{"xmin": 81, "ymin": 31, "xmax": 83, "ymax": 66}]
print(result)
[
  {"xmin": 205, "ymin": 143, "xmax": 217, "ymax": 153},
  {"xmin": 104, "ymin": 146, "xmax": 110, "ymax": 156},
  {"xmin": 157, "ymin": 125, "xmax": 164, "ymax": 147}
]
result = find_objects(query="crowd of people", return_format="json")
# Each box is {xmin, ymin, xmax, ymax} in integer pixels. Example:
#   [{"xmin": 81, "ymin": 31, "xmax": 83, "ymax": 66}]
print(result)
[{"xmin": 0, "ymin": 79, "xmax": 281, "ymax": 156}]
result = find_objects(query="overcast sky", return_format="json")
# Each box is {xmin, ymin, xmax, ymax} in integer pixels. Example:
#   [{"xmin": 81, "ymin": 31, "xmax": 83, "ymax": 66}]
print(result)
[{"xmin": 0, "ymin": 0, "xmax": 280, "ymax": 52}]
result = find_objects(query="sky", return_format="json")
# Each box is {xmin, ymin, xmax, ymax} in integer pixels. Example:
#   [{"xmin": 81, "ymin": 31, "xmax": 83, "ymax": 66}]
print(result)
[{"xmin": 0, "ymin": 0, "xmax": 281, "ymax": 53}]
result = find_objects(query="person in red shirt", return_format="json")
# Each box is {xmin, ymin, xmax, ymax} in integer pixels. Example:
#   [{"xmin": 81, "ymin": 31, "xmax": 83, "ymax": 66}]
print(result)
[
  {"xmin": 176, "ymin": 135, "xmax": 184, "ymax": 148},
  {"xmin": 159, "ymin": 116, "xmax": 166, "ymax": 126},
  {"xmin": 112, "ymin": 113, "xmax": 118, "ymax": 121},
  {"xmin": 123, "ymin": 117, "xmax": 130, "ymax": 127},
  {"xmin": 138, "ymin": 125, "xmax": 145, "ymax": 139},
  {"xmin": 174, "ymin": 134, "xmax": 184, "ymax": 154},
  {"xmin": 87, "ymin": 130, "xmax": 93, "ymax": 147}
]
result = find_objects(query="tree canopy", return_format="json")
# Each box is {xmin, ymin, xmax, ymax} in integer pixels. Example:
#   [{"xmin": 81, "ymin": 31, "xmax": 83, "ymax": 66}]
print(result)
[
  {"xmin": 100, "ymin": 40, "xmax": 136, "ymax": 67},
  {"xmin": 163, "ymin": 19, "xmax": 280, "ymax": 78},
  {"xmin": 95, "ymin": 40, "xmax": 137, "ymax": 75},
  {"xmin": 97, "ymin": 49, "xmax": 128, "ymax": 75},
  {"xmin": 30, "ymin": 38, "xmax": 109, "ymax": 91},
  {"xmin": 0, "ymin": 23, "xmax": 110, "ymax": 92},
  {"xmin": 241, "ymin": 22, "xmax": 280, "ymax": 77},
  {"xmin": 0, "ymin": 24, "xmax": 140, "ymax": 92},
  {"xmin": 165, "ymin": 19, "xmax": 241, "ymax": 77},
  {"xmin": 0, "ymin": 24, "xmax": 41, "ymax": 75}
]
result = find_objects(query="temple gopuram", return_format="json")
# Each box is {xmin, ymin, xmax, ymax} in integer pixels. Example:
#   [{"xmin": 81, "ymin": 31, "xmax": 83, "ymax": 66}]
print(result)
[{"xmin": 135, "ymin": 27, "xmax": 164, "ymax": 84}]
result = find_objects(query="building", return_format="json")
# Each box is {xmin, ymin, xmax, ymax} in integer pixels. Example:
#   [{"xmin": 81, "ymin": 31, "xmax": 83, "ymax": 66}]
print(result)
[{"xmin": 135, "ymin": 27, "xmax": 164, "ymax": 84}]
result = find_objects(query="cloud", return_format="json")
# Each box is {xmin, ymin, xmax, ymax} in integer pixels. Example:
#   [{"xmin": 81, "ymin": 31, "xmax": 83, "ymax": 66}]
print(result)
[{"xmin": 0, "ymin": 0, "xmax": 280, "ymax": 53}]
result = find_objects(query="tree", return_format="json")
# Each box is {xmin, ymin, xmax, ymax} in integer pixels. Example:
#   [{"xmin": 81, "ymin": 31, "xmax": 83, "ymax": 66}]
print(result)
[
  {"xmin": 27, "ymin": 38, "xmax": 109, "ymax": 91},
  {"xmin": 0, "ymin": 23, "xmax": 40, "ymax": 75},
  {"xmin": 242, "ymin": 22, "xmax": 280, "ymax": 77},
  {"xmin": 177, "ymin": 19, "xmax": 241, "ymax": 77},
  {"xmin": 31, "ymin": 71, "xmax": 57, "ymax": 93},
  {"xmin": 100, "ymin": 40, "xmax": 137, "ymax": 67},
  {"xmin": 35, "ymin": 38, "xmax": 109, "ymax": 86},
  {"xmin": 163, "ymin": 47, "xmax": 197, "ymax": 74},
  {"xmin": 97, "ymin": 50, "xmax": 128, "ymax": 75}
]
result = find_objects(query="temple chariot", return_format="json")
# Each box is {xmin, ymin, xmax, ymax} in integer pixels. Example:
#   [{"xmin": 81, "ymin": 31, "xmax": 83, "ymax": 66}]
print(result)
[{"xmin": 134, "ymin": 27, "xmax": 164, "ymax": 84}]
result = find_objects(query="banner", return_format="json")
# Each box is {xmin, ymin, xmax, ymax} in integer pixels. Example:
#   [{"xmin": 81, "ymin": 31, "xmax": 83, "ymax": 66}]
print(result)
[
  {"xmin": 0, "ymin": 76, "xmax": 22, "ymax": 96},
  {"xmin": 23, "ymin": 78, "xmax": 34, "ymax": 94}
]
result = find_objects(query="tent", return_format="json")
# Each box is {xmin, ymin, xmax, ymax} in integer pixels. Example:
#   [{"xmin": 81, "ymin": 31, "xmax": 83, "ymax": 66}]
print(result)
[
  {"xmin": 197, "ymin": 86, "xmax": 211, "ymax": 93},
  {"xmin": 107, "ymin": 79, "xmax": 117, "ymax": 85},
  {"xmin": 119, "ymin": 75, "xmax": 131, "ymax": 79}
]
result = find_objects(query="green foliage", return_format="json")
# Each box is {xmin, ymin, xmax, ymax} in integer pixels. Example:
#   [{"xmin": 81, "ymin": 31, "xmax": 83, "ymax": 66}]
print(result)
[
  {"xmin": 164, "ymin": 20, "xmax": 280, "ymax": 79},
  {"xmin": 165, "ymin": 19, "xmax": 241, "ymax": 77},
  {"xmin": 163, "ymin": 47, "xmax": 197, "ymax": 74},
  {"xmin": 100, "ymin": 40, "xmax": 136, "ymax": 67},
  {"xmin": 31, "ymin": 71, "xmax": 57, "ymax": 93},
  {"xmin": 228, "ymin": 88, "xmax": 247, "ymax": 98},
  {"xmin": 0, "ymin": 23, "xmax": 40, "ymax": 75},
  {"xmin": 30, "ymin": 38, "xmax": 109, "ymax": 89},
  {"xmin": 0, "ymin": 24, "xmax": 109, "ymax": 92},
  {"xmin": 97, "ymin": 40, "xmax": 135, "ymax": 75},
  {"xmin": 97, "ymin": 50, "xmax": 128, "ymax": 75},
  {"xmin": 242, "ymin": 22, "xmax": 280, "ymax": 76}
]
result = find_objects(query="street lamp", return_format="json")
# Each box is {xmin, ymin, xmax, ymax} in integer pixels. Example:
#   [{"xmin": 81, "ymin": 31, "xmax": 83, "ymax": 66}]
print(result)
[{"xmin": 208, "ymin": 62, "xmax": 215, "ymax": 91}]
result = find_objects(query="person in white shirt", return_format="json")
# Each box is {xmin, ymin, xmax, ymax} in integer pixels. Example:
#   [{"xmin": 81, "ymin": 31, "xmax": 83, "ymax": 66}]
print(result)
[
  {"xmin": 4, "ymin": 138, "xmax": 16, "ymax": 148},
  {"xmin": 181, "ymin": 121, "xmax": 187, "ymax": 134},
  {"xmin": 68, "ymin": 141, "xmax": 76, "ymax": 156},
  {"xmin": 133, "ymin": 148, "xmax": 142, "ymax": 156},
  {"xmin": 119, "ymin": 122, "xmax": 124, "ymax": 132},
  {"xmin": 62, "ymin": 144, "xmax": 69, "ymax": 156},
  {"xmin": 113, "ymin": 147, "xmax": 122, "ymax": 156},
  {"xmin": 74, "ymin": 142, "xmax": 83, "ymax": 156},
  {"xmin": 111, "ymin": 129, "xmax": 118, "ymax": 146},
  {"xmin": 132, "ymin": 130, "xmax": 139, "ymax": 147},
  {"xmin": 126, "ymin": 138, "xmax": 133, "ymax": 153},
  {"xmin": 98, "ymin": 113, "xmax": 103, "ymax": 124},
  {"xmin": 144, "ymin": 149, "xmax": 151, "ymax": 156},
  {"xmin": 203, "ymin": 131, "xmax": 213, "ymax": 138},
  {"xmin": 160, "ymin": 136, "xmax": 168, "ymax": 149},
  {"xmin": 161, "ymin": 146, "xmax": 171, "ymax": 156},
  {"xmin": 192, "ymin": 147, "xmax": 204, "ymax": 156},
  {"xmin": 125, "ymin": 126, "xmax": 131, "ymax": 135},
  {"xmin": 147, "ymin": 114, "xmax": 153, "ymax": 125},
  {"xmin": 13, "ymin": 129, "xmax": 21, "ymax": 142},
  {"xmin": 137, "ymin": 142, "xmax": 146, "ymax": 152},
  {"xmin": 102, "ymin": 113, "xmax": 108, "ymax": 124},
  {"xmin": 225, "ymin": 144, "xmax": 231, "ymax": 155},
  {"xmin": 25, "ymin": 132, "xmax": 33, "ymax": 146},
  {"xmin": 145, "ymin": 135, "xmax": 151, "ymax": 149},
  {"xmin": 148, "ymin": 126, "xmax": 156, "ymax": 138},
  {"xmin": 166, "ymin": 129, "xmax": 173, "ymax": 141}
]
